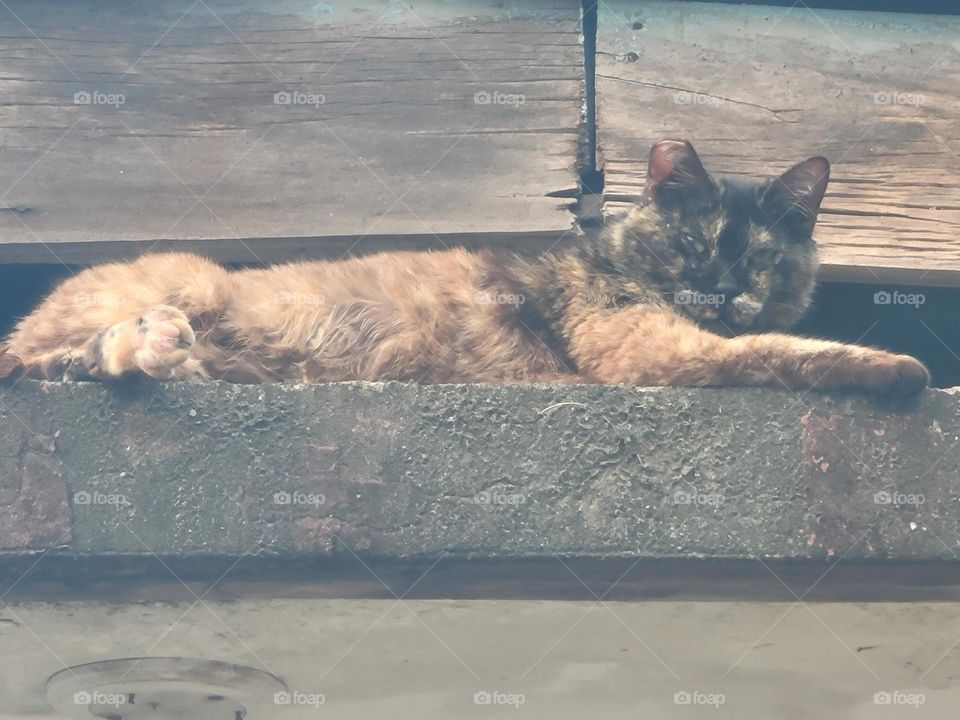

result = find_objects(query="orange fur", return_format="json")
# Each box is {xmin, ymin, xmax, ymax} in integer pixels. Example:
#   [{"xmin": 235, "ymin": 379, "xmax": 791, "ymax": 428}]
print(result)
[{"xmin": 4, "ymin": 247, "xmax": 928, "ymax": 395}]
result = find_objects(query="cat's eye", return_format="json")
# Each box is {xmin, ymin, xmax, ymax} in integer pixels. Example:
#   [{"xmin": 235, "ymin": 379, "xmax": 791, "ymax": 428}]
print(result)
[
  {"xmin": 681, "ymin": 234, "xmax": 707, "ymax": 255},
  {"xmin": 749, "ymin": 248, "xmax": 783, "ymax": 269}
]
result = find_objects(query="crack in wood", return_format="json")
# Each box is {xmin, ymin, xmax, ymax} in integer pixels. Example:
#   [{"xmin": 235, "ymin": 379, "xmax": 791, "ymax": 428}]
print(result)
[{"xmin": 597, "ymin": 73, "xmax": 803, "ymax": 120}]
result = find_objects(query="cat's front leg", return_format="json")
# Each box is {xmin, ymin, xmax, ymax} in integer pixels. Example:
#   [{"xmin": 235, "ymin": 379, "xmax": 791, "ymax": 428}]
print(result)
[
  {"xmin": 93, "ymin": 305, "xmax": 199, "ymax": 379},
  {"xmin": 567, "ymin": 305, "xmax": 928, "ymax": 396},
  {"xmin": 728, "ymin": 333, "xmax": 929, "ymax": 396}
]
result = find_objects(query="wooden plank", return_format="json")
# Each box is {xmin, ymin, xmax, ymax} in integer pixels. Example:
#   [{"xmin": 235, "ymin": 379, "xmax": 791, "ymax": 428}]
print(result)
[
  {"xmin": 0, "ymin": 0, "xmax": 583, "ymax": 264},
  {"xmin": 597, "ymin": 1, "xmax": 960, "ymax": 286}
]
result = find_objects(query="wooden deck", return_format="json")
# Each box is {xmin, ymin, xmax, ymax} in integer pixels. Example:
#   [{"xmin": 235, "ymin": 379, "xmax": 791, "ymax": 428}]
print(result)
[
  {"xmin": 598, "ymin": 1, "xmax": 960, "ymax": 286},
  {"xmin": 0, "ymin": 0, "xmax": 958, "ymax": 286},
  {"xmin": 0, "ymin": 0, "xmax": 583, "ymax": 264}
]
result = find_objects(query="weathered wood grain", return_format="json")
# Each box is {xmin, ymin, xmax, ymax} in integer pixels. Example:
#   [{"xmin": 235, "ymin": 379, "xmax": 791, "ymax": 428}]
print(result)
[
  {"xmin": 598, "ymin": 1, "xmax": 960, "ymax": 286},
  {"xmin": 0, "ymin": 0, "xmax": 583, "ymax": 264}
]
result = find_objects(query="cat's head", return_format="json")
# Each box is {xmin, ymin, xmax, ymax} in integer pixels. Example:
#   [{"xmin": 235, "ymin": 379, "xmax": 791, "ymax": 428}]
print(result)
[{"xmin": 622, "ymin": 139, "xmax": 829, "ymax": 333}]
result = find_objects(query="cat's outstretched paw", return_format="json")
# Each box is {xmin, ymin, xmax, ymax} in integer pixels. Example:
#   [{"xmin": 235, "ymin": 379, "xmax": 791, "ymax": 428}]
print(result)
[
  {"xmin": 99, "ymin": 305, "xmax": 195, "ymax": 379},
  {"xmin": 863, "ymin": 353, "xmax": 930, "ymax": 397},
  {"xmin": 800, "ymin": 349, "xmax": 929, "ymax": 397}
]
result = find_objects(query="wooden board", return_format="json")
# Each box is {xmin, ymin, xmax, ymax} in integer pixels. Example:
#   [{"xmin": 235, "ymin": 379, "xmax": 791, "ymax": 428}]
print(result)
[
  {"xmin": 0, "ymin": 0, "xmax": 583, "ymax": 264},
  {"xmin": 597, "ymin": 1, "xmax": 960, "ymax": 286}
]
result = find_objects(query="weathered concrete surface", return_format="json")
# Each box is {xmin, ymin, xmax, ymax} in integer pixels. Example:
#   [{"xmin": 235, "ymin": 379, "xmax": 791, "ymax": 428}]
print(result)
[{"xmin": 0, "ymin": 380, "xmax": 958, "ymax": 560}]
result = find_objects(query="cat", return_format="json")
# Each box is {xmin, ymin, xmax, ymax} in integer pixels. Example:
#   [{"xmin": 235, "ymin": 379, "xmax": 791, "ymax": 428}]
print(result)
[{"xmin": 1, "ymin": 139, "xmax": 929, "ymax": 395}]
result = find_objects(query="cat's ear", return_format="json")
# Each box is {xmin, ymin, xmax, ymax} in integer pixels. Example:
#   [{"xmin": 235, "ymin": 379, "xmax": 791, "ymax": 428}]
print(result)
[
  {"xmin": 760, "ymin": 156, "xmax": 830, "ymax": 237},
  {"xmin": 645, "ymin": 139, "xmax": 715, "ymax": 205}
]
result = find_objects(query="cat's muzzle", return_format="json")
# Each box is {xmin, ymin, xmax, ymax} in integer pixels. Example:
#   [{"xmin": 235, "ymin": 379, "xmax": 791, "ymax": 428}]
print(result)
[{"xmin": 726, "ymin": 294, "xmax": 763, "ymax": 327}]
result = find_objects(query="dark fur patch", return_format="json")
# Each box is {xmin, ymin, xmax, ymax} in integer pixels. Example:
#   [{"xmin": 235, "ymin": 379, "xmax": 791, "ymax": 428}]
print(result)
[{"xmin": 573, "ymin": 146, "xmax": 825, "ymax": 335}]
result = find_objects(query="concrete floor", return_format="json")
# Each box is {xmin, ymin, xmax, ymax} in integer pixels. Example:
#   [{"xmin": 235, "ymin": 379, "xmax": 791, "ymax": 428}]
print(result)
[{"xmin": 2, "ymin": 599, "xmax": 959, "ymax": 719}]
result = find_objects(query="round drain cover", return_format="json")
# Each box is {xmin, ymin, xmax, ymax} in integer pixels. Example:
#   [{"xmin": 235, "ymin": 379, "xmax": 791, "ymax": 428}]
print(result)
[{"xmin": 47, "ymin": 657, "xmax": 286, "ymax": 719}]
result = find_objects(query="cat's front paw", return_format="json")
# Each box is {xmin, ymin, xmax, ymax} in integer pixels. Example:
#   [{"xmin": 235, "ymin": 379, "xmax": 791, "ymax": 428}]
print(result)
[{"xmin": 856, "ymin": 352, "xmax": 929, "ymax": 397}]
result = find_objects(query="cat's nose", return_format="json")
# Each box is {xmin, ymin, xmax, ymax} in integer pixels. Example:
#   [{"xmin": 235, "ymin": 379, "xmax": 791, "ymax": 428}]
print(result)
[{"xmin": 715, "ymin": 275, "xmax": 739, "ymax": 295}]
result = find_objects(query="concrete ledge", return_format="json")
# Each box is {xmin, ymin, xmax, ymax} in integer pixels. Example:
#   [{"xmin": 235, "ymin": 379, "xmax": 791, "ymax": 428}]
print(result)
[{"xmin": 0, "ymin": 381, "xmax": 957, "ymax": 560}]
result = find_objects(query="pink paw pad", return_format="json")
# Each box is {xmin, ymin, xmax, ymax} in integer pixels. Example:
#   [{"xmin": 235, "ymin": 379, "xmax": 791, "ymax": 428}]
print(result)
[
  {"xmin": 131, "ymin": 306, "xmax": 195, "ymax": 377},
  {"xmin": 156, "ymin": 323, "xmax": 182, "ymax": 338}
]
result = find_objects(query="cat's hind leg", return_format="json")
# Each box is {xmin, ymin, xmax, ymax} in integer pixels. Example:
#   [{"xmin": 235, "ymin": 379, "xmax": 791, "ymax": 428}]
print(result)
[
  {"xmin": 6, "ymin": 252, "xmax": 229, "ymax": 381},
  {"xmin": 13, "ymin": 305, "xmax": 203, "ymax": 381}
]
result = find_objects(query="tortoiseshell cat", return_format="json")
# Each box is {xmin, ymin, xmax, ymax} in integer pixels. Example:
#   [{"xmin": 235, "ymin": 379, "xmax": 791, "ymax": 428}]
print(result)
[{"xmin": 3, "ymin": 140, "xmax": 929, "ymax": 395}]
